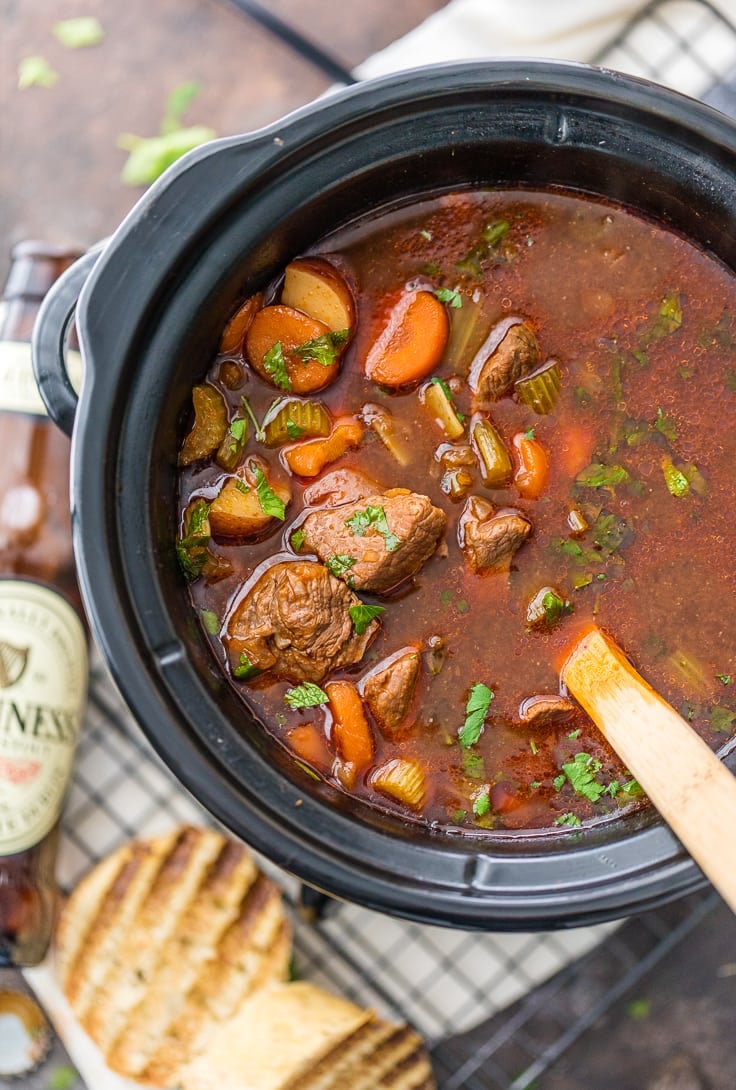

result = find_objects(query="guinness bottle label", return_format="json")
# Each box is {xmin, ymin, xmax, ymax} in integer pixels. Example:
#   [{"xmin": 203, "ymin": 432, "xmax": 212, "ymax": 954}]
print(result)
[
  {"xmin": 0, "ymin": 339, "xmax": 83, "ymax": 418},
  {"xmin": 0, "ymin": 580, "xmax": 87, "ymax": 855}
]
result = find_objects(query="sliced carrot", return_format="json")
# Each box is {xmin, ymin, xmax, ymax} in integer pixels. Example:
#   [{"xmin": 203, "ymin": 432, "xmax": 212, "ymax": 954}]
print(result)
[
  {"xmin": 284, "ymin": 417, "xmax": 364, "ymax": 478},
  {"xmin": 512, "ymin": 432, "xmax": 549, "ymax": 499},
  {"xmin": 245, "ymin": 304, "xmax": 340, "ymax": 394},
  {"xmin": 364, "ymin": 290, "xmax": 449, "ymax": 388},
  {"xmin": 287, "ymin": 723, "xmax": 331, "ymax": 771},
  {"xmin": 326, "ymin": 680, "xmax": 375, "ymax": 771},
  {"xmin": 219, "ymin": 292, "xmax": 263, "ymax": 354},
  {"xmin": 558, "ymin": 422, "xmax": 596, "ymax": 479}
]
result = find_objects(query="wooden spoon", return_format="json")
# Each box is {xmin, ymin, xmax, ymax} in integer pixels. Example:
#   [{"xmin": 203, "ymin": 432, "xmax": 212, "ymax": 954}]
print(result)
[{"xmin": 561, "ymin": 625, "xmax": 736, "ymax": 912}]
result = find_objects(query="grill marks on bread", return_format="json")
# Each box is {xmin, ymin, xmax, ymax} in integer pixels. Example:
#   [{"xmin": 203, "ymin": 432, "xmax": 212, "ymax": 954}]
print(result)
[{"xmin": 55, "ymin": 827, "xmax": 290, "ymax": 1084}]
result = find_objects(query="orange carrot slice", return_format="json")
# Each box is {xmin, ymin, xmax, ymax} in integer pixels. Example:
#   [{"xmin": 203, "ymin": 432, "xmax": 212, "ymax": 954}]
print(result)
[
  {"xmin": 219, "ymin": 292, "xmax": 263, "ymax": 354},
  {"xmin": 364, "ymin": 290, "xmax": 449, "ymax": 388},
  {"xmin": 326, "ymin": 680, "xmax": 374, "ymax": 770},
  {"xmin": 245, "ymin": 305, "xmax": 340, "ymax": 394},
  {"xmin": 284, "ymin": 417, "xmax": 364, "ymax": 478},
  {"xmin": 513, "ymin": 432, "xmax": 549, "ymax": 499},
  {"xmin": 287, "ymin": 723, "xmax": 331, "ymax": 771}
]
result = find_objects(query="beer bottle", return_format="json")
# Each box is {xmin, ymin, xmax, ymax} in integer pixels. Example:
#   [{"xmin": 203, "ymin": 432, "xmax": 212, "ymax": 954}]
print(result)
[{"xmin": 0, "ymin": 242, "xmax": 88, "ymax": 967}]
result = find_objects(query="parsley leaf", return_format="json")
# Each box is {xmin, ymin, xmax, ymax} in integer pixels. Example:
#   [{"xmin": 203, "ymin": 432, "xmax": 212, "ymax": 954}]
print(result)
[
  {"xmin": 294, "ymin": 329, "xmax": 350, "ymax": 367},
  {"xmin": 567, "ymin": 728, "xmax": 582, "ymax": 740},
  {"xmin": 456, "ymin": 220, "xmax": 509, "ymax": 278},
  {"xmin": 716, "ymin": 674, "xmax": 732, "ymax": 686},
  {"xmin": 710, "ymin": 706, "xmax": 736, "ymax": 733},
  {"xmin": 349, "ymin": 603, "xmax": 385, "ymax": 635},
  {"xmin": 619, "ymin": 778, "xmax": 644, "ymax": 797},
  {"xmin": 473, "ymin": 791, "xmax": 491, "ymax": 816},
  {"xmin": 176, "ymin": 500, "xmax": 211, "ymax": 580},
  {"xmin": 291, "ymin": 528, "xmax": 306, "ymax": 552},
  {"xmin": 118, "ymin": 83, "xmax": 215, "ymax": 185},
  {"xmin": 562, "ymin": 752, "xmax": 606, "ymax": 803},
  {"xmin": 553, "ymin": 774, "xmax": 566, "ymax": 792},
  {"xmin": 524, "ymin": 426, "xmax": 536, "ymax": 440},
  {"xmin": 662, "ymin": 457, "xmax": 689, "ymax": 497},
  {"xmin": 459, "ymin": 682, "xmax": 494, "ymax": 747},
  {"xmin": 284, "ymin": 682, "xmax": 329, "ymax": 709},
  {"xmin": 234, "ymin": 651, "xmax": 260, "ymax": 680},
  {"xmin": 18, "ymin": 56, "xmax": 58, "ymax": 88},
  {"xmin": 241, "ymin": 396, "xmax": 265, "ymax": 442},
  {"xmin": 653, "ymin": 407, "xmax": 677, "ymax": 441},
  {"xmin": 555, "ymin": 812, "xmax": 582, "ymax": 827},
  {"xmin": 200, "ymin": 609, "xmax": 219, "ymax": 634},
  {"xmin": 251, "ymin": 463, "xmax": 286, "ymax": 520},
  {"xmin": 345, "ymin": 505, "xmax": 401, "ymax": 552},
  {"xmin": 541, "ymin": 590, "xmax": 571, "ymax": 626},
  {"xmin": 434, "ymin": 288, "xmax": 463, "ymax": 309},
  {"xmin": 576, "ymin": 463, "xmax": 630, "ymax": 489},
  {"xmin": 286, "ymin": 420, "xmax": 305, "ymax": 440},
  {"xmin": 462, "ymin": 749, "xmax": 485, "ymax": 780},
  {"xmin": 53, "ymin": 16, "xmax": 104, "ymax": 48},
  {"xmin": 235, "ymin": 479, "xmax": 250, "ymax": 494},
  {"xmin": 262, "ymin": 341, "xmax": 292, "ymax": 391},
  {"xmin": 326, "ymin": 554, "xmax": 357, "ymax": 579}
]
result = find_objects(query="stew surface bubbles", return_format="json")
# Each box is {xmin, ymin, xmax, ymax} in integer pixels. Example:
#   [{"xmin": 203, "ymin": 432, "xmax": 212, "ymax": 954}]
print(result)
[{"xmin": 176, "ymin": 188, "xmax": 736, "ymax": 833}]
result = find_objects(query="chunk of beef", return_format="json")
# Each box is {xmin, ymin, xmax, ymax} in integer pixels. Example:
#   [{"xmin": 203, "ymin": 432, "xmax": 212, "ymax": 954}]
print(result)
[
  {"xmin": 362, "ymin": 647, "xmax": 420, "ymax": 735},
  {"xmin": 470, "ymin": 320, "xmax": 540, "ymax": 404},
  {"xmin": 301, "ymin": 491, "xmax": 446, "ymax": 594},
  {"xmin": 227, "ymin": 560, "xmax": 377, "ymax": 683},
  {"xmin": 303, "ymin": 467, "xmax": 379, "ymax": 509},
  {"xmin": 459, "ymin": 495, "xmax": 531, "ymax": 573},
  {"xmin": 519, "ymin": 695, "xmax": 576, "ymax": 727}
]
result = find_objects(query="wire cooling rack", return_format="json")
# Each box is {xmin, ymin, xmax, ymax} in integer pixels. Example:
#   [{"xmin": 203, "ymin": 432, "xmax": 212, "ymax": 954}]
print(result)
[{"xmin": 53, "ymin": 2, "xmax": 736, "ymax": 1088}]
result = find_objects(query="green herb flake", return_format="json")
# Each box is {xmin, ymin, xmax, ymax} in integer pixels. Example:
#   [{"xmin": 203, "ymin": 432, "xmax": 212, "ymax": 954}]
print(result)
[
  {"xmin": 710, "ymin": 706, "xmax": 736, "ymax": 733},
  {"xmin": 234, "ymin": 651, "xmax": 260, "ymax": 680},
  {"xmin": 326, "ymin": 554, "xmax": 357, "ymax": 579},
  {"xmin": 473, "ymin": 791, "xmax": 491, "ymax": 817},
  {"xmin": 717, "ymin": 674, "xmax": 732, "ymax": 686},
  {"xmin": 555, "ymin": 812, "xmax": 582, "ymax": 827},
  {"xmin": 434, "ymin": 287, "xmax": 463, "ymax": 309},
  {"xmin": 553, "ymin": 774, "xmax": 566, "ymax": 792},
  {"xmin": 662, "ymin": 457, "xmax": 690, "ymax": 497},
  {"xmin": 653, "ymin": 407, "xmax": 677, "ymax": 441},
  {"xmin": 241, "ymin": 396, "xmax": 266, "ymax": 442},
  {"xmin": 655, "ymin": 292, "xmax": 683, "ymax": 338},
  {"xmin": 286, "ymin": 419, "xmax": 305, "ymax": 440},
  {"xmin": 619, "ymin": 778, "xmax": 644, "ymax": 797},
  {"xmin": 562, "ymin": 752, "xmax": 606, "ymax": 803},
  {"xmin": 576, "ymin": 462, "xmax": 630, "ymax": 489},
  {"xmin": 290, "ymin": 528, "xmax": 306, "ymax": 552},
  {"xmin": 176, "ymin": 500, "xmax": 211, "ymax": 580},
  {"xmin": 462, "ymin": 750, "xmax": 485, "ymax": 780},
  {"xmin": 251, "ymin": 462, "xmax": 286, "ymax": 520},
  {"xmin": 118, "ymin": 83, "xmax": 216, "ymax": 188},
  {"xmin": 530, "ymin": 780, "xmax": 542, "ymax": 790},
  {"xmin": 295, "ymin": 329, "xmax": 350, "ymax": 367},
  {"xmin": 262, "ymin": 341, "xmax": 292, "ymax": 391},
  {"xmin": 482, "ymin": 220, "xmax": 510, "ymax": 246},
  {"xmin": 567, "ymin": 728, "xmax": 582, "ymax": 740},
  {"xmin": 456, "ymin": 220, "xmax": 509, "ymax": 278},
  {"xmin": 627, "ymin": 998, "xmax": 652, "ymax": 1021},
  {"xmin": 574, "ymin": 386, "xmax": 592, "ymax": 407},
  {"xmin": 284, "ymin": 682, "xmax": 329, "ymax": 709},
  {"xmin": 541, "ymin": 591, "xmax": 571, "ymax": 627},
  {"xmin": 606, "ymin": 780, "xmax": 620, "ymax": 797},
  {"xmin": 53, "ymin": 16, "xmax": 104, "ymax": 48},
  {"xmin": 47, "ymin": 1065, "xmax": 78, "ymax": 1090},
  {"xmin": 200, "ymin": 609, "xmax": 219, "ymax": 634},
  {"xmin": 530, "ymin": 739, "xmax": 538, "ymax": 756},
  {"xmin": 455, "ymin": 598, "xmax": 470, "ymax": 615},
  {"xmin": 524, "ymin": 427, "xmax": 536, "ymax": 440},
  {"xmin": 420, "ymin": 229, "xmax": 433, "ymax": 241},
  {"xmin": 345, "ymin": 505, "xmax": 401, "ymax": 552},
  {"xmin": 574, "ymin": 573, "xmax": 593, "ymax": 590},
  {"xmin": 235, "ymin": 479, "xmax": 250, "ymax": 494},
  {"xmin": 452, "ymin": 807, "xmax": 467, "ymax": 823},
  {"xmin": 18, "ymin": 56, "xmax": 59, "ymax": 88},
  {"xmin": 349, "ymin": 603, "xmax": 385, "ymax": 635},
  {"xmin": 459, "ymin": 682, "xmax": 494, "ymax": 747}
]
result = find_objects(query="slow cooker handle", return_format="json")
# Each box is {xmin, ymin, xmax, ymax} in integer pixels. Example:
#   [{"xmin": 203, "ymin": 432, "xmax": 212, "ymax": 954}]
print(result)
[{"xmin": 32, "ymin": 248, "xmax": 101, "ymax": 437}]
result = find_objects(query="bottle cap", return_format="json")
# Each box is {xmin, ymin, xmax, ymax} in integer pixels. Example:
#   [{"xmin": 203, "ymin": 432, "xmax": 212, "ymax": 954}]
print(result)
[
  {"xmin": 4, "ymin": 241, "xmax": 83, "ymax": 302},
  {"xmin": 0, "ymin": 988, "xmax": 52, "ymax": 1077}
]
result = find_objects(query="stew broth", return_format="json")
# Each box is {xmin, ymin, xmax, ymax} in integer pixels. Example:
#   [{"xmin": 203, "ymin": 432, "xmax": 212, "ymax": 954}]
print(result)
[{"xmin": 177, "ymin": 188, "xmax": 736, "ymax": 832}]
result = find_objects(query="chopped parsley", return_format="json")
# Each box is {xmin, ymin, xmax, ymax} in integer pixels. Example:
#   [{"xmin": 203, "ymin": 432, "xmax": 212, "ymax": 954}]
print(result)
[
  {"xmin": 53, "ymin": 16, "xmax": 104, "ymax": 48},
  {"xmin": 251, "ymin": 462, "xmax": 286, "ymax": 520},
  {"xmin": 541, "ymin": 590, "xmax": 571, "ymax": 626},
  {"xmin": 554, "ymin": 812, "xmax": 582, "ymax": 827},
  {"xmin": 234, "ymin": 651, "xmax": 260, "ymax": 680},
  {"xmin": 561, "ymin": 752, "xmax": 606, "ymax": 803},
  {"xmin": 653, "ymin": 407, "xmax": 677, "ymax": 441},
  {"xmin": 118, "ymin": 83, "xmax": 216, "ymax": 186},
  {"xmin": 234, "ymin": 479, "xmax": 250, "ymax": 494},
  {"xmin": 176, "ymin": 499, "xmax": 211, "ymax": 580},
  {"xmin": 717, "ymin": 674, "xmax": 732, "ymax": 686},
  {"xmin": 284, "ymin": 682, "xmax": 329, "ymax": 709},
  {"xmin": 345, "ymin": 505, "xmax": 401, "ymax": 552},
  {"xmin": 286, "ymin": 419, "xmax": 305, "ymax": 440},
  {"xmin": 619, "ymin": 777, "xmax": 644, "ymax": 797},
  {"xmin": 530, "ymin": 739, "xmax": 538, "ymax": 755},
  {"xmin": 458, "ymin": 682, "xmax": 494, "ymax": 747},
  {"xmin": 456, "ymin": 219, "xmax": 509, "ymax": 277},
  {"xmin": 241, "ymin": 395, "xmax": 266, "ymax": 441},
  {"xmin": 294, "ymin": 329, "xmax": 350, "ymax": 367},
  {"xmin": 349, "ymin": 603, "xmax": 385, "ymax": 635},
  {"xmin": 567, "ymin": 728, "xmax": 582, "ymax": 740},
  {"xmin": 434, "ymin": 287, "xmax": 463, "ymax": 309},
  {"xmin": 420, "ymin": 229, "xmax": 433, "ymax": 241},
  {"xmin": 452, "ymin": 808, "xmax": 467, "ymax": 823},
  {"xmin": 650, "ymin": 291, "xmax": 683, "ymax": 341},
  {"xmin": 553, "ymin": 774, "xmax": 566, "ymax": 792},
  {"xmin": 576, "ymin": 462, "xmax": 630, "ymax": 489},
  {"xmin": 200, "ymin": 609, "xmax": 219, "ymax": 634},
  {"xmin": 473, "ymin": 791, "xmax": 491, "ymax": 817},
  {"xmin": 263, "ymin": 341, "xmax": 291, "ymax": 390},
  {"xmin": 461, "ymin": 749, "xmax": 485, "ymax": 780},
  {"xmin": 18, "ymin": 56, "xmax": 59, "ymax": 88},
  {"xmin": 326, "ymin": 554, "xmax": 357, "ymax": 579},
  {"xmin": 524, "ymin": 427, "xmax": 536, "ymax": 440},
  {"xmin": 662, "ymin": 457, "xmax": 689, "ymax": 497},
  {"xmin": 290, "ymin": 528, "xmax": 306, "ymax": 552},
  {"xmin": 710, "ymin": 706, "xmax": 736, "ymax": 733}
]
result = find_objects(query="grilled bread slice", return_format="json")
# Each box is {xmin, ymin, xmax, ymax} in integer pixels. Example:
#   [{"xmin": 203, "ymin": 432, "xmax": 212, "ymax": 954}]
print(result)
[
  {"xmin": 55, "ymin": 825, "xmax": 290, "ymax": 1086},
  {"xmin": 180, "ymin": 981, "xmax": 436, "ymax": 1090}
]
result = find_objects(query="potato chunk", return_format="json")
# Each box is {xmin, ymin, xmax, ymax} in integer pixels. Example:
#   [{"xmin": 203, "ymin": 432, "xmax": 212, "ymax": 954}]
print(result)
[
  {"xmin": 209, "ymin": 462, "xmax": 290, "ymax": 541},
  {"xmin": 282, "ymin": 257, "xmax": 355, "ymax": 332}
]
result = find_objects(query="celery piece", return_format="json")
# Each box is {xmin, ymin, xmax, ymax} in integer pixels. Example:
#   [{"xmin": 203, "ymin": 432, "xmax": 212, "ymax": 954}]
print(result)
[{"xmin": 515, "ymin": 360, "xmax": 561, "ymax": 414}]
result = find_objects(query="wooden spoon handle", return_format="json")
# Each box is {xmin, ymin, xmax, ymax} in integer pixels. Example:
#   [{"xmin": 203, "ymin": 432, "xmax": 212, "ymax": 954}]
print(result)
[{"xmin": 562, "ymin": 626, "xmax": 736, "ymax": 912}]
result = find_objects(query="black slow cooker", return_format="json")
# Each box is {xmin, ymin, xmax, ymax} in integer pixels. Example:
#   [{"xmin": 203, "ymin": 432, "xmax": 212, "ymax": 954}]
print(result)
[{"xmin": 32, "ymin": 60, "xmax": 736, "ymax": 929}]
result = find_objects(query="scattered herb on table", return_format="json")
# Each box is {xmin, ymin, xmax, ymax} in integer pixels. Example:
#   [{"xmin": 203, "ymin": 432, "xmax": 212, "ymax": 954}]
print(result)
[
  {"xmin": 53, "ymin": 16, "xmax": 104, "ymax": 48},
  {"xmin": 18, "ymin": 56, "xmax": 58, "ymax": 88},
  {"xmin": 118, "ymin": 82, "xmax": 216, "ymax": 186}
]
